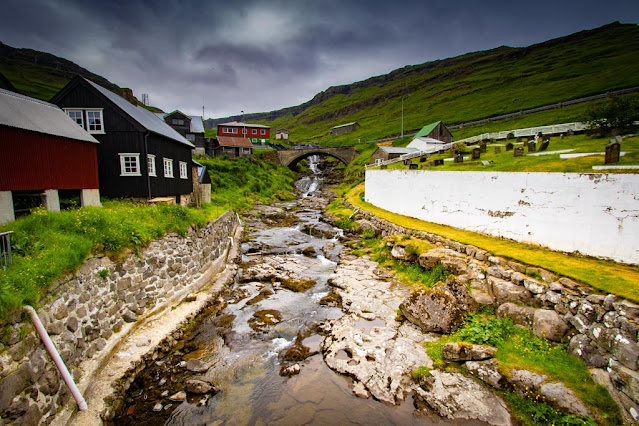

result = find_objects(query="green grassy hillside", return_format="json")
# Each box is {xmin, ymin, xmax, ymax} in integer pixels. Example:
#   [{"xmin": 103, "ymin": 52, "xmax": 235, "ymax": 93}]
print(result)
[
  {"xmin": 0, "ymin": 42, "xmax": 161, "ymax": 112},
  {"xmin": 217, "ymin": 22, "xmax": 639, "ymax": 145}
]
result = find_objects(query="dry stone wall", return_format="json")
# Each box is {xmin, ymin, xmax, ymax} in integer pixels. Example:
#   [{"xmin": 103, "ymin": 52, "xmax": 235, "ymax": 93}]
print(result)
[
  {"xmin": 347, "ymin": 203, "xmax": 639, "ymax": 421},
  {"xmin": 0, "ymin": 210, "xmax": 239, "ymax": 425}
]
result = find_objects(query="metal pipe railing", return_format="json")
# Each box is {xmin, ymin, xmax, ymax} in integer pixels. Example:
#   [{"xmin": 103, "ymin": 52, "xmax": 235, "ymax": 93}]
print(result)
[{"xmin": 0, "ymin": 231, "xmax": 13, "ymax": 270}]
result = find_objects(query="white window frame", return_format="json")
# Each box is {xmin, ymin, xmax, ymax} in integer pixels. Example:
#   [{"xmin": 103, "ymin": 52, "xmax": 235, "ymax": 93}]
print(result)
[
  {"xmin": 179, "ymin": 161, "xmax": 188, "ymax": 179},
  {"xmin": 65, "ymin": 109, "xmax": 84, "ymax": 128},
  {"xmin": 163, "ymin": 158, "xmax": 174, "ymax": 178},
  {"xmin": 251, "ymin": 129, "xmax": 257, "ymax": 135},
  {"xmin": 119, "ymin": 153, "xmax": 141, "ymax": 176},
  {"xmin": 242, "ymin": 127, "xmax": 247, "ymax": 135},
  {"xmin": 260, "ymin": 129, "xmax": 266, "ymax": 135},
  {"xmin": 85, "ymin": 109, "xmax": 105, "ymax": 134},
  {"xmin": 147, "ymin": 154, "xmax": 156, "ymax": 177}
]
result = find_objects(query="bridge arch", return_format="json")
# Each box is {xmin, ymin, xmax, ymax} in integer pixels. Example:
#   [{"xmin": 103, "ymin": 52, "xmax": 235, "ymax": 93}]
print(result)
[{"xmin": 287, "ymin": 152, "xmax": 349, "ymax": 169}]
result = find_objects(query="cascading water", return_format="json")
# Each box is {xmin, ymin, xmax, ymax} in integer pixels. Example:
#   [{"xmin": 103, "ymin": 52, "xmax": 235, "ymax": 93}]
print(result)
[{"xmin": 116, "ymin": 158, "xmax": 444, "ymax": 426}]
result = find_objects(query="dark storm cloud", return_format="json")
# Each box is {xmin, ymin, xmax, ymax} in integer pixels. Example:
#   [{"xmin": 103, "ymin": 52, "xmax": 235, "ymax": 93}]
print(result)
[{"xmin": 1, "ymin": 0, "xmax": 638, "ymax": 117}]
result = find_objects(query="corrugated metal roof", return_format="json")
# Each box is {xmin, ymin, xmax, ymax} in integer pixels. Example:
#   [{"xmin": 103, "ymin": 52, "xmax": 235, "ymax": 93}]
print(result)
[
  {"xmin": 189, "ymin": 116, "xmax": 205, "ymax": 133},
  {"xmin": 414, "ymin": 121, "xmax": 442, "ymax": 138},
  {"xmin": 0, "ymin": 88, "xmax": 99, "ymax": 144},
  {"xmin": 379, "ymin": 146, "xmax": 418, "ymax": 154},
  {"xmin": 218, "ymin": 121, "xmax": 270, "ymax": 129},
  {"xmin": 332, "ymin": 122, "xmax": 358, "ymax": 129},
  {"xmin": 83, "ymin": 79, "xmax": 194, "ymax": 147},
  {"xmin": 407, "ymin": 137, "xmax": 445, "ymax": 150},
  {"xmin": 216, "ymin": 136, "xmax": 254, "ymax": 147}
]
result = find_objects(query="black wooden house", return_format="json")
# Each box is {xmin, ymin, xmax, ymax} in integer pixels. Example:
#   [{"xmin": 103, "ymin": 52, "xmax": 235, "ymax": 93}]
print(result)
[
  {"xmin": 156, "ymin": 110, "xmax": 206, "ymax": 154},
  {"xmin": 51, "ymin": 76, "xmax": 195, "ymax": 203}
]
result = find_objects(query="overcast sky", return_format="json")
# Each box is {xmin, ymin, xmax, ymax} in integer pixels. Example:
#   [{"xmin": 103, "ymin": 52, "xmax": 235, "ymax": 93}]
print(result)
[{"xmin": 2, "ymin": 0, "xmax": 638, "ymax": 119}]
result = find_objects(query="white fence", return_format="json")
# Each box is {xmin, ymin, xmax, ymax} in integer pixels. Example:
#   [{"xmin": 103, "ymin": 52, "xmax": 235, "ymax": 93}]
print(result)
[
  {"xmin": 455, "ymin": 121, "xmax": 589, "ymax": 144},
  {"xmin": 365, "ymin": 141, "xmax": 457, "ymax": 168}
]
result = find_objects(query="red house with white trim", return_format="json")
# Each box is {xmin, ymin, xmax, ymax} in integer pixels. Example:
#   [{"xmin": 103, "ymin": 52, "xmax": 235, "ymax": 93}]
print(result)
[{"xmin": 217, "ymin": 121, "xmax": 270, "ymax": 144}]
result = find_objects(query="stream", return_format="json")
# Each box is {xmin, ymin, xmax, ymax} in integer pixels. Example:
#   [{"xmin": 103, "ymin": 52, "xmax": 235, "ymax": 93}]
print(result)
[{"xmin": 115, "ymin": 157, "xmax": 451, "ymax": 425}]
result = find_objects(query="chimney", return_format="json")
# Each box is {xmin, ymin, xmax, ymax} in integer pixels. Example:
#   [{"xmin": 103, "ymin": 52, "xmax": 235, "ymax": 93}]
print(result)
[{"xmin": 120, "ymin": 88, "xmax": 137, "ymax": 105}]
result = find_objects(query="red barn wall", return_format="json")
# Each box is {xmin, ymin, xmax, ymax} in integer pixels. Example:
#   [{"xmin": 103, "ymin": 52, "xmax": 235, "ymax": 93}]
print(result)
[
  {"xmin": 0, "ymin": 126, "xmax": 99, "ymax": 191},
  {"xmin": 217, "ymin": 124, "xmax": 270, "ymax": 139}
]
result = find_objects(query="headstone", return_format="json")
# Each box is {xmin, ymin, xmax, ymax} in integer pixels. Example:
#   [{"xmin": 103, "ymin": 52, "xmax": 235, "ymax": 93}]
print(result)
[
  {"xmin": 434, "ymin": 159, "xmax": 444, "ymax": 166},
  {"xmin": 472, "ymin": 148, "xmax": 481, "ymax": 160},
  {"xmin": 479, "ymin": 142, "xmax": 487, "ymax": 153},
  {"xmin": 403, "ymin": 159, "xmax": 411, "ymax": 165},
  {"xmin": 419, "ymin": 156, "xmax": 427, "ymax": 163},
  {"xmin": 514, "ymin": 147, "xmax": 524, "ymax": 157},
  {"xmin": 567, "ymin": 129, "xmax": 574, "ymax": 136},
  {"xmin": 481, "ymin": 160, "xmax": 493, "ymax": 166},
  {"xmin": 605, "ymin": 141, "xmax": 621, "ymax": 164},
  {"xmin": 527, "ymin": 141, "xmax": 536, "ymax": 153},
  {"xmin": 539, "ymin": 140, "xmax": 549, "ymax": 151},
  {"xmin": 454, "ymin": 154, "xmax": 464, "ymax": 163},
  {"xmin": 507, "ymin": 132, "xmax": 515, "ymax": 140},
  {"xmin": 409, "ymin": 163, "xmax": 418, "ymax": 170},
  {"xmin": 381, "ymin": 164, "xmax": 387, "ymax": 169},
  {"xmin": 494, "ymin": 146, "xmax": 501, "ymax": 154},
  {"xmin": 559, "ymin": 134, "xmax": 564, "ymax": 140},
  {"xmin": 516, "ymin": 136, "xmax": 523, "ymax": 142},
  {"xmin": 616, "ymin": 135, "xmax": 623, "ymax": 143},
  {"xmin": 506, "ymin": 143, "xmax": 514, "ymax": 151}
]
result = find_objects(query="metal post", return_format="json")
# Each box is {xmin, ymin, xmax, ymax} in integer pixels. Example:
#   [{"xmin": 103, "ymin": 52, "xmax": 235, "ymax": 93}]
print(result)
[{"xmin": 23, "ymin": 305, "xmax": 88, "ymax": 411}]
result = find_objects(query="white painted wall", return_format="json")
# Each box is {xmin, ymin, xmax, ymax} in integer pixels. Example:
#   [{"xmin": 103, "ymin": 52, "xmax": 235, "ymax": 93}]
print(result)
[
  {"xmin": 0, "ymin": 191, "xmax": 14, "ymax": 225},
  {"xmin": 365, "ymin": 170, "xmax": 639, "ymax": 264}
]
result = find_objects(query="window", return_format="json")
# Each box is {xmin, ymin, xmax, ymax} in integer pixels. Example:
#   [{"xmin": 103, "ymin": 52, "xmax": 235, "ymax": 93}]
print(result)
[
  {"xmin": 242, "ymin": 127, "xmax": 247, "ymax": 135},
  {"xmin": 147, "ymin": 155, "xmax": 156, "ymax": 177},
  {"xmin": 260, "ymin": 129, "xmax": 266, "ymax": 135},
  {"xmin": 163, "ymin": 158, "xmax": 173, "ymax": 178},
  {"xmin": 179, "ymin": 161, "xmax": 188, "ymax": 179},
  {"xmin": 251, "ymin": 129, "xmax": 257, "ymax": 135},
  {"xmin": 223, "ymin": 127, "xmax": 238, "ymax": 134},
  {"xmin": 119, "ymin": 153, "xmax": 141, "ymax": 176},
  {"xmin": 172, "ymin": 119, "xmax": 184, "ymax": 125},
  {"xmin": 86, "ymin": 110, "xmax": 104, "ymax": 133},
  {"xmin": 186, "ymin": 133, "xmax": 195, "ymax": 141},
  {"xmin": 65, "ymin": 109, "xmax": 84, "ymax": 127}
]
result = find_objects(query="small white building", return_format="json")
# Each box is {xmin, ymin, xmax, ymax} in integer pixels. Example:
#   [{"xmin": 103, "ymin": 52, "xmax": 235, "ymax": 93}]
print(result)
[
  {"xmin": 276, "ymin": 129, "xmax": 289, "ymax": 140},
  {"xmin": 407, "ymin": 137, "xmax": 447, "ymax": 151}
]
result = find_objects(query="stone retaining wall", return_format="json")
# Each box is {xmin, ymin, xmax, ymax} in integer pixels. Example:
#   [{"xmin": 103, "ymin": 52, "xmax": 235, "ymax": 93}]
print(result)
[
  {"xmin": 0, "ymin": 210, "xmax": 240, "ymax": 425},
  {"xmin": 346, "ymin": 202, "xmax": 639, "ymax": 421}
]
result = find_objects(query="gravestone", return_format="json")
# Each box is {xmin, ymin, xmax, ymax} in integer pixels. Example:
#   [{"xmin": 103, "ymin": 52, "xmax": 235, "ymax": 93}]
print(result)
[
  {"xmin": 479, "ymin": 142, "xmax": 487, "ymax": 153},
  {"xmin": 419, "ymin": 156, "xmax": 427, "ymax": 163},
  {"xmin": 433, "ymin": 159, "xmax": 444, "ymax": 166},
  {"xmin": 507, "ymin": 132, "xmax": 515, "ymax": 140},
  {"xmin": 516, "ymin": 136, "xmax": 523, "ymax": 142},
  {"xmin": 403, "ymin": 159, "xmax": 411, "ymax": 165},
  {"xmin": 527, "ymin": 141, "xmax": 536, "ymax": 153},
  {"xmin": 409, "ymin": 163, "xmax": 418, "ymax": 170},
  {"xmin": 605, "ymin": 141, "xmax": 621, "ymax": 164},
  {"xmin": 472, "ymin": 148, "xmax": 481, "ymax": 160},
  {"xmin": 381, "ymin": 164, "xmax": 387, "ymax": 169},
  {"xmin": 539, "ymin": 140, "xmax": 549, "ymax": 151},
  {"xmin": 454, "ymin": 154, "xmax": 464, "ymax": 163},
  {"xmin": 560, "ymin": 134, "xmax": 564, "ymax": 140},
  {"xmin": 481, "ymin": 160, "xmax": 493, "ymax": 166},
  {"xmin": 567, "ymin": 129, "xmax": 574, "ymax": 136},
  {"xmin": 514, "ymin": 147, "xmax": 524, "ymax": 157},
  {"xmin": 494, "ymin": 146, "xmax": 502, "ymax": 154},
  {"xmin": 506, "ymin": 143, "xmax": 514, "ymax": 151}
]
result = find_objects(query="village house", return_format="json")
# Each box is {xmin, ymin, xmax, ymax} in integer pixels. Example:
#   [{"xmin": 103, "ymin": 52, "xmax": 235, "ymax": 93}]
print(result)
[
  {"xmin": 0, "ymin": 88, "xmax": 101, "ymax": 224},
  {"xmin": 209, "ymin": 136, "xmax": 253, "ymax": 158},
  {"xmin": 369, "ymin": 146, "xmax": 418, "ymax": 165},
  {"xmin": 275, "ymin": 128, "xmax": 289, "ymax": 140},
  {"xmin": 409, "ymin": 121, "xmax": 453, "ymax": 145},
  {"xmin": 217, "ymin": 121, "xmax": 270, "ymax": 144},
  {"xmin": 156, "ymin": 110, "xmax": 207, "ymax": 154},
  {"xmin": 331, "ymin": 121, "xmax": 360, "ymax": 136},
  {"xmin": 51, "ymin": 76, "xmax": 195, "ymax": 204}
]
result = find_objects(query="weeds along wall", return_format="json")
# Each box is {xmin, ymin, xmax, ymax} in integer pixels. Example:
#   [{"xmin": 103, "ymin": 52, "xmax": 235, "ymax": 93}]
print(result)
[
  {"xmin": 343, "ymin": 201, "xmax": 639, "ymax": 420},
  {"xmin": 365, "ymin": 169, "xmax": 639, "ymax": 264},
  {"xmin": 0, "ymin": 210, "xmax": 239, "ymax": 424}
]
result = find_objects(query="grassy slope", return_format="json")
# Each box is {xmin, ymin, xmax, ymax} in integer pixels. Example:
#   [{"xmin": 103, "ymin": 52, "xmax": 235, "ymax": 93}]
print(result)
[
  {"xmin": 260, "ymin": 22, "xmax": 639, "ymax": 145},
  {"xmin": 344, "ymin": 184, "xmax": 639, "ymax": 302}
]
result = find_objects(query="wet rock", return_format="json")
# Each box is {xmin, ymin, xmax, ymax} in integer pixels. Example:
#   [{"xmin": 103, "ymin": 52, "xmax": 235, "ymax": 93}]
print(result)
[
  {"xmin": 301, "ymin": 246, "xmax": 316, "ymax": 257},
  {"xmin": 122, "ymin": 310, "xmax": 138, "ymax": 323},
  {"xmin": 168, "ymin": 391, "xmax": 187, "ymax": 402},
  {"xmin": 185, "ymin": 359, "xmax": 210, "ymax": 373},
  {"xmin": 442, "ymin": 342, "xmax": 497, "ymax": 361},
  {"xmin": 464, "ymin": 359, "xmax": 503, "ymax": 389},
  {"xmin": 415, "ymin": 370, "xmax": 511, "ymax": 425},
  {"xmin": 280, "ymin": 363, "xmax": 301, "ymax": 377},
  {"xmin": 319, "ymin": 290, "xmax": 343, "ymax": 308},
  {"xmin": 184, "ymin": 294, "xmax": 197, "ymax": 302},
  {"xmin": 152, "ymin": 403, "xmax": 163, "ymax": 412},
  {"xmin": 185, "ymin": 379, "xmax": 216, "ymax": 394},
  {"xmin": 248, "ymin": 309, "xmax": 282, "ymax": 332},
  {"xmin": 532, "ymin": 309, "xmax": 569, "ymax": 342}
]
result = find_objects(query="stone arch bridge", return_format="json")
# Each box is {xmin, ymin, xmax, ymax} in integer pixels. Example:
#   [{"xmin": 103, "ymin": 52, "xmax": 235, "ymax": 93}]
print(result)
[{"xmin": 276, "ymin": 146, "xmax": 357, "ymax": 168}]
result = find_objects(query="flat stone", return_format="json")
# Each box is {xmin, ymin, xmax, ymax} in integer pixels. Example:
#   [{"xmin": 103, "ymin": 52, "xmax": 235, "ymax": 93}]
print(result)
[
  {"xmin": 464, "ymin": 359, "xmax": 502, "ymax": 389},
  {"xmin": 415, "ymin": 370, "xmax": 511, "ymax": 425},
  {"xmin": 168, "ymin": 391, "xmax": 187, "ymax": 402},
  {"xmin": 442, "ymin": 342, "xmax": 497, "ymax": 361},
  {"xmin": 122, "ymin": 310, "xmax": 138, "ymax": 323},
  {"xmin": 540, "ymin": 382, "xmax": 590, "ymax": 418},
  {"xmin": 185, "ymin": 379, "xmax": 215, "ymax": 394},
  {"xmin": 185, "ymin": 358, "xmax": 210, "ymax": 373}
]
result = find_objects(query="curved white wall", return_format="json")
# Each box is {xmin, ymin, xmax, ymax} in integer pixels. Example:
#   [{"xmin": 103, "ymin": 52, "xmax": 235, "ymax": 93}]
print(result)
[{"xmin": 365, "ymin": 170, "xmax": 639, "ymax": 264}]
